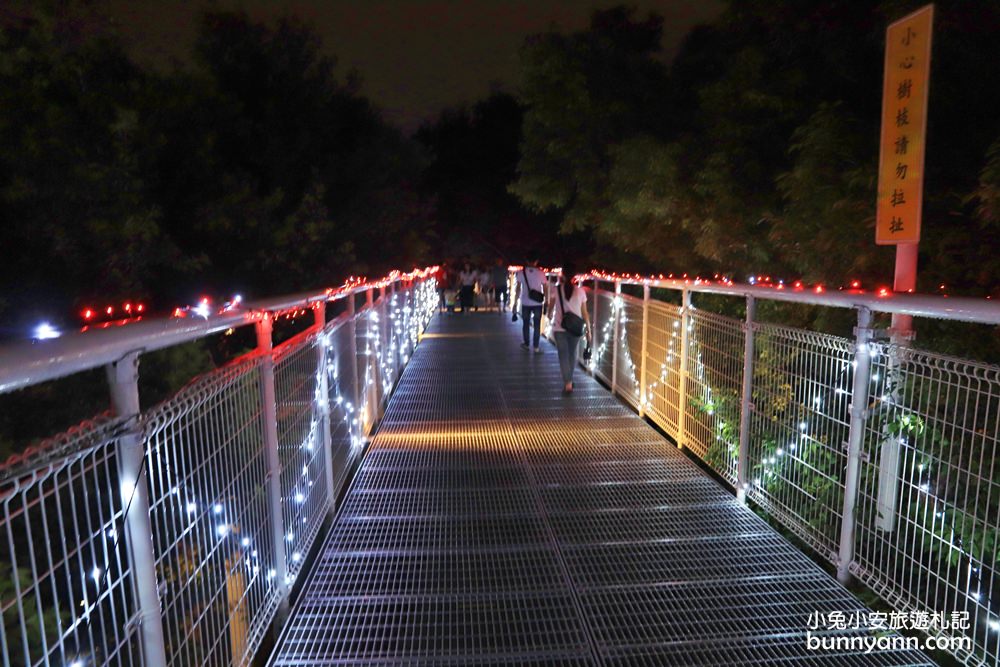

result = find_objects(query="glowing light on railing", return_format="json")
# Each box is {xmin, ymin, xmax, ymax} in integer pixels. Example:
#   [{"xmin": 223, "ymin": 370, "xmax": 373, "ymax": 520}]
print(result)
[
  {"xmin": 241, "ymin": 537, "xmax": 250, "ymax": 547},
  {"xmin": 213, "ymin": 504, "xmax": 223, "ymax": 514},
  {"xmin": 186, "ymin": 502, "xmax": 197, "ymax": 514},
  {"xmin": 193, "ymin": 298, "xmax": 211, "ymax": 319},
  {"xmin": 33, "ymin": 322, "xmax": 61, "ymax": 340},
  {"xmin": 91, "ymin": 567, "xmax": 101, "ymax": 583}
]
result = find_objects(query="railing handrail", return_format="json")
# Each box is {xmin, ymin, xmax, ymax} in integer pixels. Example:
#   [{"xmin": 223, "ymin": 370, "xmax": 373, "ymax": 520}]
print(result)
[
  {"xmin": 582, "ymin": 272, "xmax": 1000, "ymax": 326},
  {"xmin": 0, "ymin": 269, "xmax": 435, "ymax": 394}
]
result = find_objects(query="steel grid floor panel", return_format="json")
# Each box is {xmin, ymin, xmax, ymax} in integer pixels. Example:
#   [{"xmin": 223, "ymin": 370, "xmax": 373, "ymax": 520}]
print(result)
[
  {"xmin": 548, "ymin": 505, "xmax": 770, "ymax": 545},
  {"xmin": 302, "ymin": 549, "xmax": 567, "ymax": 596},
  {"xmin": 341, "ymin": 489, "xmax": 539, "ymax": 519},
  {"xmin": 364, "ymin": 449, "xmax": 523, "ymax": 470},
  {"xmin": 352, "ymin": 466, "xmax": 530, "ymax": 490},
  {"xmin": 270, "ymin": 313, "xmax": 926, "ymax": 666},
  {"xmin": 603, "ymin": 637, "xmax": 934, "ymax": 666},
  {"xmin": 581, "ymin": 576, "xmax": 868, "ymax": 646},
  {"xmin": 533, "ymin": 459, "xmax": 706, "ymax": 486},
  {"xmin": 562, "ymin": 533, "xmax": 822, "ymax": 588},
  {"xmin": 540, "ymin": 478, "xmax": 734, "ymax": 513},
  {"xmin": 524, "ymin": 444, "xmax": 685, "ymax": 467},
  {"xmin": 277, "ymin": 594, "xmax": 590, "ymax": 663},
  {"xmin": 327, "ymin": 516, "xmax": 551, "ymax": 551},
  {"xmin": 516, "ymin": 427, "xmax": 676, "ymax": 448}
]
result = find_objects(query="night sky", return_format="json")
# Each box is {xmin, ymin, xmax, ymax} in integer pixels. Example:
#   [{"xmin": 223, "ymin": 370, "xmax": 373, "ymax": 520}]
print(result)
[{"xmin": 104, "ymin": 0, "xmax": 724, "ymax": 132}]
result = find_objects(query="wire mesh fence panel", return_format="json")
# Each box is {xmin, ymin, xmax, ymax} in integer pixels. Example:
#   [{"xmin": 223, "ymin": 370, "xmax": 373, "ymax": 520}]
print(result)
[
  {"xmin": 683, "ymin": 309, "xmax": 744, "ymax": 485},
  {"xmin": 142, "ymin": 358, "xmax": 278, "ymax": 667},
  {"xmin": 0, "ymin": 418, "xmax": 141, "ymax": 667},
  {"xmin": 642, "ymin": 300, "xmax": 683, "ymax": 442},
  {"xmin": 590, "ymin": 288, "xmax": 617, "ymax": 387},
  {"xmin": 326, "ymin": 319, "xmax": 362, "ymax": 494},
  {"xmin": 614, "ymin": 295, "xmax": 643, "ymax": 411},
  {"xmin": 273, "ymin": 334, "xmax": 326, "ymax": 585},
  {"xmin": 853, "ymin": 344, "xmax": 1000, "ymax": 666},
  {"xmin": 745, "ymin": 323, "xmax": 853, "ymax": 560}
]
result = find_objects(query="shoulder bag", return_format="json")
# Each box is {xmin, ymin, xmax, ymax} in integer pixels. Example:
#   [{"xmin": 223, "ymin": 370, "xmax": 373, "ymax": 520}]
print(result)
[
  {"xmin": 557, "ymin": 282, "xmax": 586, "ymax": 337},
  {"xmin": 523, "ymin": 269, "xmax": 544, "ymax": 303}
]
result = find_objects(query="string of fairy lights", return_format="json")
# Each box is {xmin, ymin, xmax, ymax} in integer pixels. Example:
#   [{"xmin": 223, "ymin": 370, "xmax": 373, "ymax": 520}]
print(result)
[
  {"xmin": 67, "ymin": 271, "xmax": 439, "ymax": 661},
  {"xmin": 579, "ymin": 270, "xmax": 992, "ymax": 634}
]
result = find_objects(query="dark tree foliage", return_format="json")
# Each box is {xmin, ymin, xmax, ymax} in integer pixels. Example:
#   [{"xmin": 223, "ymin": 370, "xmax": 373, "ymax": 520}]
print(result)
[
  {"xmin": 0, "ymin": 5, "xmax": 433, "ymax": 335},
  {"xmin": 0, "ymin": 5, "xmax": 433, "ymax": 455},
  {"xmin": 512, "ymin": 1, "xmax": 1000, "ymax": 296},
  {"xmin": 415, "ymin": 92, "xmax": 569, "ymax": 262}
]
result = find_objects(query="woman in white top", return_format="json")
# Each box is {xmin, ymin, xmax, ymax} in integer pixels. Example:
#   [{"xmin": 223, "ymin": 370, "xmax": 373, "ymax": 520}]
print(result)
[
  {"xmin": 548, "ymin": 261, "xmax": 591, "ymax": 393},
  {"xmin": 458, "ymin": 262, "xmax": 478, "ymax": 312},
  {"xmin": 478, "ymin": 266, "xmax": 493, "ymax": 308}
]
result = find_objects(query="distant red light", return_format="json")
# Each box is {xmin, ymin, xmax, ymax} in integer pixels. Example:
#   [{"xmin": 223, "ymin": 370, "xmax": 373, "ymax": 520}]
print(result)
[
  {"xmin": 877, "ymin": 287, "xmax": 890, "ymax": 297},
  {"xmin": 106, "ymin": 306, "xmax": 113, "ymax": 316},
  {"xmin": 124, "ymin": 303, "xmax": 132, "ymax": 313},
  {"xmin": 850, "ymin": 280, "xmax": 860, "ymax": 289},
  {"xmin": 814, "ymin": 285, "xmax": 824, "ymax": 294},
  {"xmin": 136, "ymin": 303, "xmax": 145, "ymax": 313},
  {"xmin": 82, "ymin": 309, "xmax": 93, "ymax": 320}
]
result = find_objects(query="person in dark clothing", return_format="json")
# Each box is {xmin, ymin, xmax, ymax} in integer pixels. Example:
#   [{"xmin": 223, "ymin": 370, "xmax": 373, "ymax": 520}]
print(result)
[
  {"xmin": 513, "ymin": 254, "xmax": 546, "ymax": 352},
  {"xmin": 458, "ymin": 262, "xmax": 477, "ymax": 313}
]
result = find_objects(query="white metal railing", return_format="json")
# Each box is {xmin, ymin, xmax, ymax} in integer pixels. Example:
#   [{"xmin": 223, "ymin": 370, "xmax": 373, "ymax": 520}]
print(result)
[
  {"xmin": 0, "ymin": 271, "xmax": 438, "ymax": 667},
  {"xmin": 558, "ymin": 270, "xmax": 1000, "ymax": 666}
]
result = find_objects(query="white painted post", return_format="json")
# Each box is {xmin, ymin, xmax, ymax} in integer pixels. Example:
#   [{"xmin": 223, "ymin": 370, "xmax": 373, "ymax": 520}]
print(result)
[
  {"xmin": 589, "ymin": 279, "xmax": 599, "ymax": 375},
  {"xmin": 346, "ymin": 294, "xmax": 361, "ymax": 422},
  {"xmin": 838, "ymin": 307, "xmax": 874, "ymax": 584},
  {"xmin": 106, "ymin": 353, "xmax": 168, "ymax": 667},
  {"xmin": 677, "ymin": 288, "xmax": 691, "ymax": 450},
  {"xmin": 736, "ymin": 295, "xmax": 756, "ymax": 503},
  {"xmin": 611, "ymin": 281, "xmax": 621, "ymax": 395},
  {"xmin": 255, "ymin": 315, "xmax": 289, "ymax": 613},
  {"xmin": 875, "ymin": 247, "xmax": 917, "ymax": 531},
  {"xmin": 313, "ymin": 303, "xmax": 336, "ymax": 514},
  {"xmin": 639, "ymin": 284, "xmax": 650, "ymax": 417}
]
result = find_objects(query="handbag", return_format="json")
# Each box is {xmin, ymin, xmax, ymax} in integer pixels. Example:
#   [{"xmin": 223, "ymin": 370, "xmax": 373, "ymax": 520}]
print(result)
[
  {"xmin": 522, "ymin": 269, "xmax": 544, "ymax": 303},
  {"xmin": 557, "ymin": 282, "xmax": 586, "ymax": 337}
]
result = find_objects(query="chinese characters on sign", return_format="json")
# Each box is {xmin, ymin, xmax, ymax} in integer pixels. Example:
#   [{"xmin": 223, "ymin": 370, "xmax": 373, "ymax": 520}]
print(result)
[{"xmin": 876, "ymin": 5, "xmax": 933, "ymax": 245}]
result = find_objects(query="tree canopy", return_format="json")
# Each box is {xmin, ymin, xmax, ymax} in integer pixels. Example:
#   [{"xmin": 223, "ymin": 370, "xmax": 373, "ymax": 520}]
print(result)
[{"xmin": 511, "ymin": 1, "xmax": 1000, "ymax": 294}]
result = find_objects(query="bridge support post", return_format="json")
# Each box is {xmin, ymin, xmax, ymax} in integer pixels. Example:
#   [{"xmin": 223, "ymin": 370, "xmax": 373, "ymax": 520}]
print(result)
[
  {"xmin": 589, "ymin": 279, "xmax": 599, "ymax": 375},
  {"xmin": 346, "ymin": 293, "xmax": 362, "ymax": 443},
  {"xmin": 106, "ymin": 352, "xmax": 168, "ymax": 667},
  {"xmin": 676, "ymin": 288, "xmax": 691, "ymax": 449},
  {"xmin": 837, "ymin": 306, "xmax": 874, "ymax": 584},
  {"xmin": 611, "ymin": 281, "xmax": 621, "ymax": 395},
  {"xmin": 364, "ymin": 288, "xmax": 379, "ymax": 431},
  {"xmin": 736, "ymin": 296, "xmax": 756, "ymax": 503},
  {"xmin": 255, "ymin": 315, "xmax": 290, "ymax": 615},
  {"xmin": 638, "ymin": 284, "xmax": 650, "ymax": 417},
  {"xmin": 313, "ymin": 303, "xmax": 337, "ymax": 514}
]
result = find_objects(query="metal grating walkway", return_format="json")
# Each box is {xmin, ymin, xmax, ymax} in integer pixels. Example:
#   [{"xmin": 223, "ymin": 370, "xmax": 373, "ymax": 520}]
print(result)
[{"xmin": 269, "ymin": 313, "xmax": 933, "ymax": 666}]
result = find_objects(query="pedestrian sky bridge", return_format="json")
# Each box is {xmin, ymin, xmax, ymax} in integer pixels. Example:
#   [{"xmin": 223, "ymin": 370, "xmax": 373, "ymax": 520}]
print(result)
[{"xmin": 2, "ymin": 269, "xmax": 1000, "ymax": 666}]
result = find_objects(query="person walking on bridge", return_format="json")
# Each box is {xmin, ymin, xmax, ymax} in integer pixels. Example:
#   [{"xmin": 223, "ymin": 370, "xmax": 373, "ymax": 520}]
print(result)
[
  {"xmin": 548, "ymin": 262, "xmax": 590, "ymax": 393},
  {"xmin": 458, "ymin": 261, "xmax": 477, "ymax": 312},
  {"xmin": 514, "ymin": 254, "xmax": 546, "ymax": 352}
]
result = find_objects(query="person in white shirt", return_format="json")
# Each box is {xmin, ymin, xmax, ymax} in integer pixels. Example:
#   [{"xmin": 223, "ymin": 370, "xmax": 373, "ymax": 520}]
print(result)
[
  {"xmin": 513, "ymin": 255, "xmax": 547, "ymax": 352},
  {"xmin": 458, "ymin": 262, "xmax": 478, "ymax": 312},
  {"xmin": 547, "ymin": 261, "xmax": 591, "ymax": 393},
  {"xmin": 478, "ymin": 266, "xmax": 493, "ymax": 309}
]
